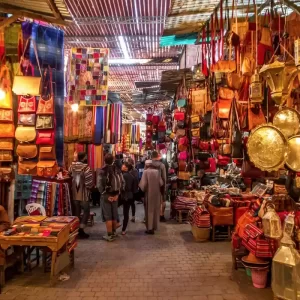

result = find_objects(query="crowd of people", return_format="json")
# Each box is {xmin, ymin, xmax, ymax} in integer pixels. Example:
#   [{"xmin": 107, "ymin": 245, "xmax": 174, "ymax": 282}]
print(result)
[{"xmin": 69, "ymin": 151, "xmax": 168, "ymax": 241}]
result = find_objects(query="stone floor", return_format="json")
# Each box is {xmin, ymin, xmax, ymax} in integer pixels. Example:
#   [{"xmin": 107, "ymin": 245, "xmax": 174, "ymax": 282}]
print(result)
[{"xmin": 0, "ymin": 204, "xmax": 273, "ymax": 300}]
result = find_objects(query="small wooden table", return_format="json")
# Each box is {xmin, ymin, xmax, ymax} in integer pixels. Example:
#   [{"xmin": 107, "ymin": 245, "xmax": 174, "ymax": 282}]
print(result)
[{"xmin": 0, "ymin": 224, "xmax": 70, "ymax": 286}]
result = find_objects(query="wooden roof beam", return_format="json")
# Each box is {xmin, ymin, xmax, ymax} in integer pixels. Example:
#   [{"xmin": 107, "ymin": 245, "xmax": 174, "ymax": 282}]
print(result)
[
  {"xmin": 0, "ymin": 15, "xmax": 19, "ymax": 29},
  {"xmin": 45, "ymin": 0, "xmax": 63, "ymax": 20},
  {"xmin": 0, "ymin": 3, "xmax": 71, "ymax": 26},
  {"xmin": 283, "ymin": 0, "xmax": 300, "ymax": 15}
]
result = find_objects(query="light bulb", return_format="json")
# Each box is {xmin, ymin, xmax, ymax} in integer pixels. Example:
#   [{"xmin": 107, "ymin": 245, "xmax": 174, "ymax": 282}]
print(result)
[
  {"xmin": 71, "ymin": 103, "xmax": 79, "ymax": 112},
  {"xmin": 0, "ymin": 89, "xmax": 6, "ymax": 100},
  {"xmin": 162, "ymin": 154, "xmax": 167, "ymax": 159}
]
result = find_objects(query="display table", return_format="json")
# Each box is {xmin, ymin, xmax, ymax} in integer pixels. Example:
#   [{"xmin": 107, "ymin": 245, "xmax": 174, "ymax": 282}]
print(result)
[{"xmin": 0, "ymin": 216, "xmax": 78, "ymax": 286}]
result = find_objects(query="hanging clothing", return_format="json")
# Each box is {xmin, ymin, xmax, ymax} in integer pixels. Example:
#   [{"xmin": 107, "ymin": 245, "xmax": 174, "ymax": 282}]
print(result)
[{"xmin": 139, "ymin": 167, "xmax": 163, "ymax": 231}]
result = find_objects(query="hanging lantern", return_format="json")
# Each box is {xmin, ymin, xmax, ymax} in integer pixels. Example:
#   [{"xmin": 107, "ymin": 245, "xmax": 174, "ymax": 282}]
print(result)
[
  {"xmin": 272, "ymin": 235, "xmax": 300, "ymax": 299},
  {"xmin": 249, "ymin": 70, "xmax": 263, "ymax": 103},
  {"xmin": 284, "ymin": 213, "xmax": 295, "ymax": 237},
  {"xmin": 262, "ymin": 203, "xmax": 282, "ymax": 239},
  {"xmin": 193, "ymin": 64, "xmax": 205, "ymax": 81},
  {"xmin": 294, "ymin": 38, "xmax": 300, "ymax": 67},
  {"xmin": 259, "ymin": 59, "xmax": 298, "ymax": 105}
]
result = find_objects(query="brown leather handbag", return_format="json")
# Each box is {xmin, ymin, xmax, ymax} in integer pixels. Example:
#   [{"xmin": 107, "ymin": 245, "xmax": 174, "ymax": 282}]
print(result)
[
  {"xmin": 0, "ymin": 124, "xmax": 15, "ymax": 138},
  {"xmin": 18, "ymin": 161, "xmax": 37, "ymax": 175},
  {"xmin": 0, "ymin": 150, "xmax": 12, "ymax": 161},
  {"xmin": 0, "ymin": 167, "xmax": 13, "ymax": 182},
  {"xmin": 16, "ymin": 145, "xmax": 38, "ymax": 159},
  {"xmin": 15, "ymin": 127, "xmax": 36, "ymax": 143},
  {"xmin": 218, "ymin": 99, "xmax": 232, "ymax": 119},
  {"xmin": 0, "ymin": 138, "xmax": 13, "ymax": 150},
  {"xmin": 248, "ymin": 104, "xmax": 266, "ymax": 131},
  {"xmin": 227, "ymin": 73, "xmax": 242, "ymax": 90},
  {"xmin": 39, "ymin": 146, "xmax": 56, "ymax": 160},
  {"xmin": 219, "ymin": 87, "xmax": 235, "ymax": 100},
  {"xmin": 37, "ymin": 161, "xmax": 58, "ymax": 177},
  {"xmin": 207, "ymin": 203, "xmax": 234, "ymax": 226},
  {"xmin": 0, "ymin": 109, "xmax": 13, "ymax": 122}
]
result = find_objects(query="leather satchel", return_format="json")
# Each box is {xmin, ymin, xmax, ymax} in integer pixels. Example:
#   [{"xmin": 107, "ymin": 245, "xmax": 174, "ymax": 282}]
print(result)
[
  {"xmin": 0, "ymin": 167, "xmax": 13, "ymax": 182},
  {"xmin": 207, "ymin": 203, "xmax": 233, "ymax": 226},
  {"xmin": 0, "ymin": 150, "xmax": 12, "ymax": 161},
  {"xmin": 37, "ymin": 160, "xmax": 58, "ymax": 177},
  {"xmin": 36, "ymin": 115, "xmax": 54, "ymax": 129},
  {"xmin": 0, "ymin": 109, "xmax": 13, "ymax": 122},
  {"xmin": 0, "ymin": 138, "xmax": 13, "ymax": 150},
  {"xmin": 220, "ymin": 143, "xmax": 232, "ymax": 155},
  {"xmin": 0, "ymin": 124, "xmax": 15, "ymax": 138},
  {"xmin": 16, "ymin": 144, "xmax": 38, "ymax": 159},
  {"xmin": 15, "ymin": 127, "xmax": 36, "ymax": 143},
  {"xmin": 0, "ymin": 89, "xmax": 12, "ymax": 109},
  {"xmin": 248, "ymin": 104, "xmax": 266, "ymax": 131},
  {"xmin": 218, "ymin": 99, "xmax": 232, "ymax": 119},
  {"xmin": 219, "ymin": 87, "xmax": 235, "ymax": 100},
  {"xmin": 39, "ymin": 146, "xmax": 56, "ymax": 160},
  {"xmin": 18, "ymin": 113, "xmax": 36, "ymax": 126},
  {"xmin": 13, "ymin": 39, "xmax": 42, "ymax": 96},
  {"xmin": 18, "ymin": 161, "xmax": 37, "ymax": 176},
  {"xmin": 191, "ymin": 128, "xmax": 200, "ymax": 137}
]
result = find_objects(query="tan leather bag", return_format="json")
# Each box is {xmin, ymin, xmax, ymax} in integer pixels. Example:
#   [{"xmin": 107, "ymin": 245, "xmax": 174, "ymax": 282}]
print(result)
[
  {"xmin": 0, "ymin": 89, "xmax": 12, "ymax": 109},
  {"xmin": 39, "ymin": 146, "xmax": 56, "ymax": 160},
  {"xmin": 37, "ymin": 161, "xmax": 58, "ymax": 177},
  {"xmin": 0, "ymin": 167, "xmax": 13, "ymax": 181},
  {"xmin": 16, "ymin": 144, "xmax": 38, "ymax": 159},
  {"xmin": 0, "ymin": 124, "xmax": 15, "ymax": 138},
  {"xmin": 18, "ymin": 161, "xmax": 37, "ymax": 175},
  {"xmin": 227, "ymin": 73, "xmax": 242, "ymax": 90},
  {"xmin": 191, "ymin": 128, "xmax": 200, "ymax": 137},
  {"xmin": 260, "ymin": 27, "xmax": 272, "ymax": 46},
  {"xmin": 15, "ymin": 127, "xmax": 36, "ymax": 143},
  {"xmin": 0, "ymin": 150, "xmax": 12, "ymax": 161},
  {"xmin": 242, "ymin": 54, "xmax": 255, "ymax": 76},
  {"xmin": 218, "ymin": 99, "xmax": 232, "ymax": 119},
  {"xmin": 211, "ymin": 60, "xmax": 236, "ymax": 73},
  {"xmin": 219, "ymin": 87, "xmax": 235, "ymax": 100},
  {"xmin": 0, "ymin": 138, "xmax": 13, "ymax": 150}
]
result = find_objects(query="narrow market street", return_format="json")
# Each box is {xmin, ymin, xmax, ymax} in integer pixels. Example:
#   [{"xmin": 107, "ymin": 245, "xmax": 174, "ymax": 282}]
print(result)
[{"xmin": 1, "ymin": 205, "xmax": 273, "ymax": 300}]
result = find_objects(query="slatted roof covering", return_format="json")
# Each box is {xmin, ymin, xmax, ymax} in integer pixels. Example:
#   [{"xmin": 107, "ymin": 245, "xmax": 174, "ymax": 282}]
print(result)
[
  {"xmin": 63, "ymin": 0, "xmax": 181, "ymax": 117},
  {"xmin": 0, "ymin": 0, "xmax": 72, "ymax": 25}
]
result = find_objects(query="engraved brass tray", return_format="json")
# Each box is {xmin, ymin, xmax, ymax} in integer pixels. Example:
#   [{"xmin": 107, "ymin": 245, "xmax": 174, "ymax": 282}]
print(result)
[
  {"xmin": 286, "ymin": 135, "xmax": 300, "ymax": 172},
  {"xmin": 247, "ymin": 124, "xmax": 289, "ymax": 171},
  {"xmin": 273, "ymin": 107, "xmax": 300, "ymax": 138}
]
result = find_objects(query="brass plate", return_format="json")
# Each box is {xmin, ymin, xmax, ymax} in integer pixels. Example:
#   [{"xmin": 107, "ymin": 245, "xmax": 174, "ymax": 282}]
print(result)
[
  {"xmin": 273, "ymin": 107, "xmax": 300, "ymax": 138},
  {"xmin": 247, "ymin": 124, "xmax": 289, "ymax": 172},
  {"xmin": 286, "ymin": 135, "xmax": 300, "ymax": 172}
]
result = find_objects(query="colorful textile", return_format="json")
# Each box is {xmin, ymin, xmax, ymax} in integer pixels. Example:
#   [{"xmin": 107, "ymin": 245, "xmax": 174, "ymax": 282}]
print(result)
[
  {"xmin": 78, "ymin": 106, "xmax": 93, "ymax": 142},
  {"xmin": 67, "ymin": 47, "xmax": 109, "ymax": 106}
]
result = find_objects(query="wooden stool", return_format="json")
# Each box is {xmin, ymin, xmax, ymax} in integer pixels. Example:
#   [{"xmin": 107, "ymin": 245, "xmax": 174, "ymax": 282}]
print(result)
[
  {"xmin": 175, "ymin": 210, "xmax": 189, "ymax": 223},
  {"xmin": 212, "ymin": 225, "xmax": 232, "ymax": 242},
  {"xmin": 232, "ymin": 248, "xmax": 247, "ymax": 270}
]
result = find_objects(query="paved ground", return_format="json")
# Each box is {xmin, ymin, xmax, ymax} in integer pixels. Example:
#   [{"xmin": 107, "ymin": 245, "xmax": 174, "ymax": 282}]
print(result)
[{"xmin": 0, "ymin": 204, "xmax": 273, "ymax": 300}]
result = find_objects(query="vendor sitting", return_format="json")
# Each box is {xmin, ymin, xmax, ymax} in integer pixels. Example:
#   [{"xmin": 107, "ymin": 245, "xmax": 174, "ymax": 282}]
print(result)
[{"xmin": 197, "ymin": 170, "xmax": 212, "ymax": 187}]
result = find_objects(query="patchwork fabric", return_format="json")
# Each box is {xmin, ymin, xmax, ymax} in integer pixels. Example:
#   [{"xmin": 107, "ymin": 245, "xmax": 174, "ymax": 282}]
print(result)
[{"xmin": 67, "ymin": 47, "xmax": 109, "ymax": 106}]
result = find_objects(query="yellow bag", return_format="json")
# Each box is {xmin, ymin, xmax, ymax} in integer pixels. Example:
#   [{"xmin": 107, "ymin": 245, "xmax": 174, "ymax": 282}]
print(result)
[
  {"xmin": 260, "ymin": 27, "xmax": 272, "ymax": 47},
  {"xmin": 15, "ymin": 127, "xmax": 36, "ymax": 143},
  {"xmin": 0, "ymin": 124, "xmax": 15, "ymax": 138}
]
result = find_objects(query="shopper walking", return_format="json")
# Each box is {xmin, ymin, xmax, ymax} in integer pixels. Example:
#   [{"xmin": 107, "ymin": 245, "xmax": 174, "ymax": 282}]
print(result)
[
  {"xmin": 121, "ymin": 162, "xmax": 135, "ymax": 235},
  {"xmin": 69, "ymin": 152, "xmax": 93, "ymax": 239},
  {"xmin": 127, "ymin": 158, "xmax": 139, "ymax": 222},
  {"xmin": 97, "ymin": 154, "xmax": 124, "ymax": 242},
  {"xmin": 139, "ymin": 160, "xmax": 163, "ymax": 234},
  {"xmin": 151, "ymin": 151, "xmax": 167, "ymax": 222}
]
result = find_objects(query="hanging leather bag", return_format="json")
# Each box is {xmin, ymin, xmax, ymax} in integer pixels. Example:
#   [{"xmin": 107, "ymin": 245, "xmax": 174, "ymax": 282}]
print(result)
[
  {"xmin": 18, "ymin": 113, "xmax": 36, "ymax": 126},
  {"xmin": 0, "ymin": 124, "xmax": 14, "ymax": 138},
  {"xmin": 12, "ymin": 38, "xmax": 42, "ymax": 96},
  {"xmin": 37, "ymin": 161, "xmax": 58, "ymax": 177},
  {"xmin": 0, "ymin": 150, "xmax": 12, "ymax": 161},
  {"xmin": 0, "ymin": 109, "xmax": 13, "ymax": 122},
  {"xmin": 0, "ymin": 138, "xmax": 13, "ymax": 150},
  {"xmin": 18, "ymin": 161, "xmax": 37, "ymax": 176},
  {"xmin": 39, "ymin": 146, "xmax": 56, "ymax": 160},
  {"xmin": 36, "ymin": 115, "xmax": 54, "ymax": 129},
  {"xmin": 15, "ymin": 126, "xmax": 36, "ymax": 143},
  {"xmin": 16, "ymin": 144, "xmax": 38, "ymax": 159}
]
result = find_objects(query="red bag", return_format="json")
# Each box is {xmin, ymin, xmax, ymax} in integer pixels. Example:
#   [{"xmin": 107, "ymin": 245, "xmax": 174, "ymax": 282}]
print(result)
[
  {"xmin": 179, "ymin": 137, "xmax": 188, "ymax": 146},
  {"xmin": 199, "ymin": 141, "xmax": 210, "ymax": 151},
  {"xmin": 174, "ymin": 111, "xmax": 185, "ymax": 121},
  {"xmin": 192, "ymin": 137, "xmax": 200, "ymax": 148},
  {"xmin": 36, "ymin": 130, "xmax": 55, "ymax": 145},
  {"xmin": 217, "ymin": 155, "xmax": 230, "ymax": 166},
  {"xmin": 257, "ymin": 43, "xmax": 273, "ymax": 65},
  {"xmin": 152, "ymin": 115, "xmax": 159, "ymax": 125},
  {"xmin": 146, "ymin": 114, "xmax": 153, "ymax": 122},
  {"xmin": 205, "ymin": 157, "xmax": 217, "ymax": 173},
  {"xmin": 178, "ymin": 151, "xmax": 188, "ymax": 160}
]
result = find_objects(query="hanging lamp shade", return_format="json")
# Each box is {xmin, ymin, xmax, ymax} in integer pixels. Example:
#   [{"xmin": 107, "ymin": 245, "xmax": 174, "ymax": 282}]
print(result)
[
  {"xmin": 249, "ymin": 70, "xmax": 263, "ymax": 103},
  {"xmin": 259, "ymin": 59, "xmax": 298, "ymax": 105}
]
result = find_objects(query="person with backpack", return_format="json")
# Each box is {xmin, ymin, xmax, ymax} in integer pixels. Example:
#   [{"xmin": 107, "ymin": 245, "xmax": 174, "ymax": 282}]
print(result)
[
  {"xmin": 97, "ymin": 154, "xmax": 124, "ymax": 242},
  {"xmin": 69, "ymin": 152, "xmax": 93, "ymax": 239},
  {"xmin": 120, "ymin": 162, "xmax": 135, "ymax": 235},
  {"xmin": 127, "ymin": 158, "xmax": 139, "ymax": 222}
]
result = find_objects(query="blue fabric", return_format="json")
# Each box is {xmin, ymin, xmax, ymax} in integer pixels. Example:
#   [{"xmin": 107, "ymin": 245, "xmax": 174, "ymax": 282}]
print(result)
[{"xmin": 94, "ymin": 106, "xmax": 104, "ymax": 144}]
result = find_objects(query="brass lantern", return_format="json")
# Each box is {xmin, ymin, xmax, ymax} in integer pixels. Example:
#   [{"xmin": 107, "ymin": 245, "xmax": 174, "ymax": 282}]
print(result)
[
  {"xmin": 259, "ymin": 59, "xmax": 298, "ymax": 105},
  {"xmin": 272, "ymin": 235, "xmax": 300, "ymax": 300},
  {"xmin": 262, "ymin": 203, "xmax": 282, "ymax": 239},
  {"xmin": 249, "ymin": 70, "xmax": 263, "ymax": 103}
]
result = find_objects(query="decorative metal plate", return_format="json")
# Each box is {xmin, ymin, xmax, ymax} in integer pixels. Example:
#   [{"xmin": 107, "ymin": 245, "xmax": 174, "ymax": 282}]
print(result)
[
  {"xmin": 273, "ymin": 107, "xmax": 300, "ymax": 138},
  {"xmin": 286, "ymin": 135, "xmax": 300, "ymax": 172},
  {"xmin": 247, "ymin": 124, "xmax": 289, "ymax": 172}
]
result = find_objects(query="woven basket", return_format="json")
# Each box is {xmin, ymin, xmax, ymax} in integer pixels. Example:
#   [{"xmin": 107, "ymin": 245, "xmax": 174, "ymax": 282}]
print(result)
[{"xmin": 191, "ymin": 225, "xmax": 210, "ymax": 242}]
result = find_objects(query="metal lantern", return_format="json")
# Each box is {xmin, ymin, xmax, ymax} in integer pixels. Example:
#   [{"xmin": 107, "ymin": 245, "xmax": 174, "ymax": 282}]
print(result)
[
  {"xmin": 284, "ymin": 213, "xmax": 295, "ymax": 237},
  {"xmin": 259, "ymin": 59, "xmax": 298, "ymax": 105},
  {"xmin": 295, "ymin": 38, "xmax": 300, "ymax": 67},
  {"xmin": 193, "ymin": 64, "xmax": 205, "ymax": 81},
  {"xmin": 249, "ymin": 70, "xmax": 263, "ymax": 103},
  {"xmin": 262, "ymin": 203, "xmax": 282, "ymax": 239},
  {"xmin": 272, "ymin": 235, "xmax": 300, "ymax": 300}
]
